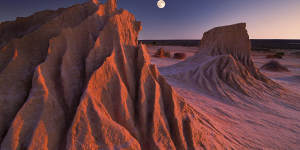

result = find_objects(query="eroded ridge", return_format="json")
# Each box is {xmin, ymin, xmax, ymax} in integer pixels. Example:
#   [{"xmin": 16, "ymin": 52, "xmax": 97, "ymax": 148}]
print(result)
[{"xmin": 0, "ymin": 0, "xmax": 238, "ymax": 149}]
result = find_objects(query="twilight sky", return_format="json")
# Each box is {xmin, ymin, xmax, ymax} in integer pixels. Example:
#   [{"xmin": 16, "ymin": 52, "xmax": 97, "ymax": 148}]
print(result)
[{"xmin": 0, "ymin": 0, "xmax": 299, "ymax": 39}]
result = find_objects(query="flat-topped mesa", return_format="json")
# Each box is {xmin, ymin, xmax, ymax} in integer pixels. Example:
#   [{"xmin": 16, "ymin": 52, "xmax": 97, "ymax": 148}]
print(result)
[
  {"xmin": 200, "ymin": 23, "xmax": 271, "ymax": 81},
  {"xmin": 201, "ymin": 23, "xmax": 252, "ymax": 66}
]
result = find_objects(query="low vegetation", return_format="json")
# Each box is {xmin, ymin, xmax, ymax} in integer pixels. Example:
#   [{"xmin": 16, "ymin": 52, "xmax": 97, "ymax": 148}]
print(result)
[
  {"xmin": 261, "ymin": 60, "xmax": 289, "ymax": 72},
  {"xmin": 266, "ymin": 52, "xmax": 285, "ymax": 59},
  {"xmin": 173, "ymin": 53, "xmax": 186, "ymax": 59}
]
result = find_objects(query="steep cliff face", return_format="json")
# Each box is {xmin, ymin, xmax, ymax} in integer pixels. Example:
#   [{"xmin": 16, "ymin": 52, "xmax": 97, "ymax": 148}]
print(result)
[
  {"xmin": 0, "ymin": 1, "xmax": 100, "ymax": 144},
  {"xmin": 161, "ymin": 23, "xmax": 287, "ymax": 101},
  {"xmin": 0, "ymin": 0, "xmax": 238, "ymax": 149},
  {"xmin": 200, "ymin": 23, "xmax": 251, "ymax": 64}
]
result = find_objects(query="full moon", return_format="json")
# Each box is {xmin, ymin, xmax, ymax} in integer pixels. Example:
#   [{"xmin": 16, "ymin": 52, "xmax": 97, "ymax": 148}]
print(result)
[{"xmin": 157, "ymin": 0, "xmax": 166, "ymax": 8}]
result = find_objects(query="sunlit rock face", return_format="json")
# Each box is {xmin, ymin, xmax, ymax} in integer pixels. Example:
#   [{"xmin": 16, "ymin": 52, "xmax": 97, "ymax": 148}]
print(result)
[
  {"xmin": 0, "ymin": 1, "xmax": 100, "ymax": 145},
  {"xmin": 0, "ymin": 0, "xmax": 238, "ymax": 149}
]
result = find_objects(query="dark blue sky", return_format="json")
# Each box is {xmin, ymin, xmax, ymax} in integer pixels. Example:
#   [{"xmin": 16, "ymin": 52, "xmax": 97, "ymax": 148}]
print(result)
[{"xmin": 1, "ymin": 0, "xmax": 299, "ymax": 39}]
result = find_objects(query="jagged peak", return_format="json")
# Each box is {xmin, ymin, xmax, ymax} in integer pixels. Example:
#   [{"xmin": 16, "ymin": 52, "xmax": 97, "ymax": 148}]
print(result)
[
  {"xmin": 105, "ymin": 0, "xmax": 117, "ymax": 15},
  {"xmin": 91, "ymin": 0, "xmax": 100, "ymax": 5},
  {"xmin": 90, "ymin": 0, "xmax": 117, "ymax": 16}
]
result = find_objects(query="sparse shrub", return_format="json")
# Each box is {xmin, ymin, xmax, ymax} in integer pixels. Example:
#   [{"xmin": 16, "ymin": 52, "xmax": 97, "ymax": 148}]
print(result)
[
  {"xmin": 292, "ymin": 51, "xmax": 300, "ymax": 58},
  {"xmin": 261, "ymin": 60, "xmax": 289, "ymax": 72},
  {"xmin": 293, "ymin": 51, "xmax": 300, "ymax": 55},
  {"xmin": 174, "ymin": 53, "xmax": 186, "ymax": 59},
  {"xmin": 276, "ymin": 52, "xmax": 285, "ymax": 56},
  {"xmin": 165, "ymin": 51, "xmax": 171, "ymax": 58},
  {"xmin": 252, "ymin": 48, "xmax": 270, "ymax": 52},
  {"xmin": 153, "ymin": 48, "xmax": 171, "ymax": 58},
  {"xmin": 266, "ymin": 54, "xmax": 282, "ymax": 59},
  {"xmin": 266, "ymin": 52, "xmax": 285, "ymax": 59}
]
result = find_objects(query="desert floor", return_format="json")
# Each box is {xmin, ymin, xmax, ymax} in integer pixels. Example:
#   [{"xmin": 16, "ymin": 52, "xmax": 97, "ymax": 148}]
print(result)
[
  {"xmin": 149, "ymin": 45, "xmax": 300, "ymax": 93},
  {"xmin": 148, "ymin": 45, "xmax": 300, "ymax": 149}
]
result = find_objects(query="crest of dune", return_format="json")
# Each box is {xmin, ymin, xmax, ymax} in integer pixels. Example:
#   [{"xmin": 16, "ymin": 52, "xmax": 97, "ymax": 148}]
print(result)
[{"xmin": 0, "ymin": 0, "xmax": 241, "ymax": 149}]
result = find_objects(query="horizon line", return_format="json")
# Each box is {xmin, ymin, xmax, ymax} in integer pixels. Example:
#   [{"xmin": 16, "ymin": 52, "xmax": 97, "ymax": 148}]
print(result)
[{"xmin": 139, "ymin": 39, "xmax": 300, "ymax": 41}]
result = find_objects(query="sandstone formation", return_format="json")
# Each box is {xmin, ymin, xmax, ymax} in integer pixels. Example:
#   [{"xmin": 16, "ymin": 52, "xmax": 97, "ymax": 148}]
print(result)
[
  {"xmin": 0, "ymin": 1, "xmax": 99, "ymax": 144},
  {"xmin": 0, "ymin": 0, "xmax": 239, "ymax": 149},
  {"xmin": 160, "ymin": 23, "xmax": 287, "ymax": 101},
  {"xmin": 153, "ymin": 48, "xmax": 171, "ymax": 58}
]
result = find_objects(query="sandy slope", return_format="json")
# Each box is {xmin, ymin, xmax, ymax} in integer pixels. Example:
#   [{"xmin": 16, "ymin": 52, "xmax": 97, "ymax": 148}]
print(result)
[
  {"xmin": 150, "ymin": 45, "xmax": 300, "ymax": 150},
  {"xmin": 254, "ymin": 51, "xmax": 300, "ymax": 95},
  {"xmin": 147, "ymin": 45, "xmax": 199, "ymax": 67}
]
